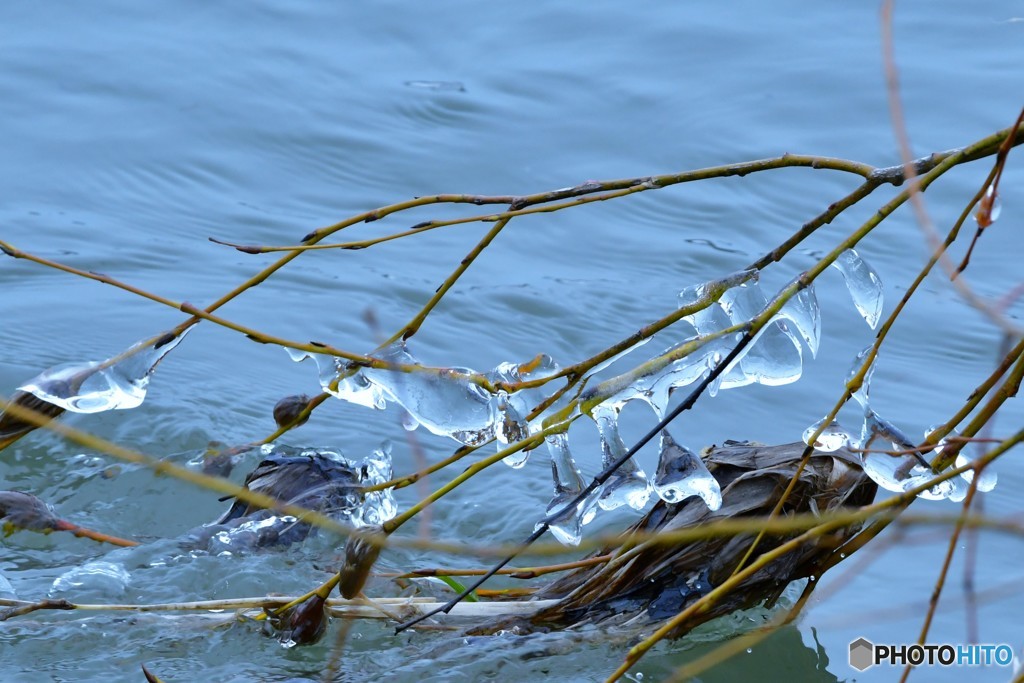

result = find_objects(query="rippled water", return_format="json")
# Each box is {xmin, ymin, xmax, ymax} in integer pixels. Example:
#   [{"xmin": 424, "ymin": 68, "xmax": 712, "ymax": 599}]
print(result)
[{"xmin": 2, "ymin": 2, "xmax": 1023, "ymax": 681}]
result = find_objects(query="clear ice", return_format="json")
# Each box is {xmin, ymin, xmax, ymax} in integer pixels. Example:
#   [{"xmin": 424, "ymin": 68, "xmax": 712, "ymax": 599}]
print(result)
[
  {"xmin": 846, "ymin": 345, "xmax": 876, "ymax": 412},
  {"xmin": 20, "ymin": 329, "xmax": 190, "ymax": 414},
  {"xmin": 932, "ymin": 427, "xmax": 998, "ymax": 493},
  {"xmin": 717, "ymin": 282, "xmax": 803, "ymax": 387},
  {"xmin": 830, "ymin": 249, "xmax": 883, "ymax": 329},
  {"xmin": 540, "ymin": 432, "xmax": 598, "ymax": 546},
  {"xmin": 858, "ymin": 411, "xmax": 967, "ymax": 502},
  {"xmin": 592, "ymin": 404, "xmax": 651, "ymax": 511},
  {"xmin": 955, "ymin": 453, "xmax": 998, "ymax": 492},
  {"xmin": 777, "ymin": 284, "xmax": 821, "ymax": 359},
  {"xmin": 802, "ymin": 418, "xmax": 851, "ymax": 452},
  {"xmin": 653, "ymin": 430, "xmax": 721, "ymax": 510},
  {"xmin": 488, "ymin": 355, "xmax": 561, "ymax": 464},
  {"xmin": 361, "ymin": 343, "xmax": 498, "ymax": 446},
  {"xmin": 289, "ymin": 344, "xmax": 564, "ymax": 454},
  {"xmin": 285, "ymin": 348, "xmax": 386, "ymax": 409}
]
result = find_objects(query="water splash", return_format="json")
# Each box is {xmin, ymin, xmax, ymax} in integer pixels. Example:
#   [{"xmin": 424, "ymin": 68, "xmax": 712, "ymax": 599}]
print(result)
[
  {"xmin": 359, "ymin": 442, "xmax": 399, "ymax": 526},
  {"xmin": 541, "ymin": 432, "xmax": 598, "ymax": 546},
  {"xmin": 653, "ymin": 430, "xmax": 721, "ymax": 510},
  {"xmin": 830, "ymin": 249, "xmax": 883, "ymax": 329},
  {"xmin": 592, "ymin": 405, "xmax": 651, "ymax": 511},
  {"xmin": 50, "ymin": 560, "xmax": 131, "ymax": 598},
  {"xmin": 802, "ymin": 418, "xmax": 851, "ymax": 452},
  {"xmin": 20, "ymin": 329, "xmax": 190, "ymax": 414}
]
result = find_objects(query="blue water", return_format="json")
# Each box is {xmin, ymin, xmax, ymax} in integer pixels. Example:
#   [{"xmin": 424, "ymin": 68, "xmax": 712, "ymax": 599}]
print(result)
[{"xmin": 1, "ymin": 2, "xmax": 1023, "ymax": 681}]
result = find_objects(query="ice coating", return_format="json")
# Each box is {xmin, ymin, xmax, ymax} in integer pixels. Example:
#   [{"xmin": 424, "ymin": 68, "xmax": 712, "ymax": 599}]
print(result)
[
  {"xmin": 802, "ymin": 418, "xmax": 851, "ymax": 452},
  {"xmin": 20, "ymin": 329, "xmax": 190, "ymax": 414},
  {"xmin": 488, "ymin": 355, "xmax": 561, "ymax": 461},
  {"xmin": 289, "ymin": 345, "xmax": 566, "ymax": 451},
  {"xmin": 362, "ymin": 343, "xmax": 497, "ymax": 446},
  {"xmin": 606, "ymin": 339, "xmax": 717, "ymax": 418},
  {"xmin": 541, "ymin": 432, "xmax": 598, "ymax": 546},
  {"xmin": 700, "ymin": 278, "xmax": 802, "ymax": 389},
  {"xmin": 846, "ymin": 345, "xmax": 876, "ymax": 412},
  {"xmin": 679, "ymin": 285, "xmax": 733, "ymax": 337},
  {"xmin": 497, "ymin": 395, "xmax": 534, "ymax": 467},
  {"xmin": 738, "ymin": 319, "xmax": 802, "ymax": 387},
  {"xmin": 777, "ymin": 284, "xmax": 821, "ymax": 358},
  {"xmin": 653, "ymin": 430, "xmax": 721, "ymax": 510},
  {"xmin": 977, "ymin": 185, "xmax": 1002, "ymax": 226},
  {"xmin": 286, "ymin": 349, "xmax": 385, "ymax": 409},
  {"xmin": 955, "ymin": 453, "xmax": 998, "ymax": 492},
  {"xmin": 858, "ymin": 411, "xmax": 968, "ymax": 501},
  {"xmin": 592, "ymin": 404, "xmax": 651, "ymax": 511},
  {"xmin": 935, "ymin": 426, "xmax": 998, "ymax": 493},
  {"xmin": 830, "ymin": 248, "xmax": 883, "ymax": 329}
]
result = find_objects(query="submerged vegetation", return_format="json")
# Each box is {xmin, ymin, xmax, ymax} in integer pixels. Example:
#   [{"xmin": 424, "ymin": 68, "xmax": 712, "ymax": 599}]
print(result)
[{"xmin": 0, "ymin": 104, "xmax": 1022, "ymax": 680}]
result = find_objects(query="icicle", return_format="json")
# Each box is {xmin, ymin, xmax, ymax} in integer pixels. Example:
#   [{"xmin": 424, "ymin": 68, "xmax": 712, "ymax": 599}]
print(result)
[
  {"xmin": 776, "ymin": 283, "xmax": 821, "ymax": 358},
  {"xmin": 652, "ymin": 430, "xmax": 721, "ymax": 510},
  {"xmin": 540, "ymin": 433, "xmax": 598, "ymax": 546},
  {"xmin": 830, "ymin": 249, "xmax": 883, "ymax": 329},
  {"xmin": 592, "ymin": 404, "xmax": 651, "ymax": 511},
  {"xmin": 20, "ymin": 329, "xmax": 190, "ymax": 414},
  {"xmin": 846, "ymin": 345, "xmax": 876, "ymax": 413}
]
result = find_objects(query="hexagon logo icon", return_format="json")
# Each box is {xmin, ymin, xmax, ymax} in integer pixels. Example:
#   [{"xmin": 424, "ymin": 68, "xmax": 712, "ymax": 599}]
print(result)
[{"xmin": 849, "ymin": 637, "xmax": 875, "ymax": 671}]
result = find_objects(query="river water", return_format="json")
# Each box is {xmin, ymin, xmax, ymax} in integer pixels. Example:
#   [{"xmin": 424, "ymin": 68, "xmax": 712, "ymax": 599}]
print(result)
[{"xmin": 1, "ymin": 2, "xmax": 1022, "ymax": 681}]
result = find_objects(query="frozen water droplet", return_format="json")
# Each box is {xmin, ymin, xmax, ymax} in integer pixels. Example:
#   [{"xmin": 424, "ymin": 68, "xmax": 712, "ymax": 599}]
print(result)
[
  {"xmin": 363, "ymin": 343, "xmax": 497, "ymax": 446},
  {"xmin": 592, "ymin": 405, "xmax": 651, "ymax": 511},
  {"xmin": 541, "ymin": 433, "xmax": 599, "ymax": 546},
  {"xmin": 20, "ymin": 329, "xmax": 190, "ymax": 414},
  {"xmin": 777, "ymin": 284, "xmax": 821, "ymax": 358},
  {"xmin": 653, "ymin": 430, "xmax": 721, "ymax": 510},
  {"xmin": 830, "ymin": 249, "xmax": 883, "ymax": 329},
  {"xmin": 802, "ymin": 418, "xmax": 850, "ymax": 452}
]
